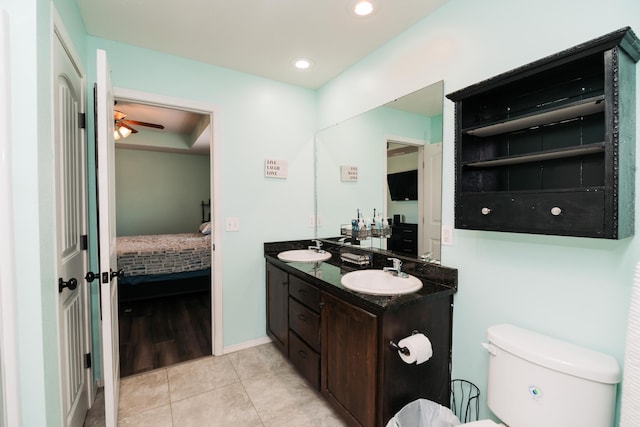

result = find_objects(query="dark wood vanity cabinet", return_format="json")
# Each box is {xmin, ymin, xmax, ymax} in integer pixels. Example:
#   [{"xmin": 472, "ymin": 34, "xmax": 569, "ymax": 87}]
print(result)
[
  {"xmin": 266, "ymin": 262, "xmax": 288, "ymax": 355},
  {"xmin": 321, "ymin": 292, "xmax": 378, "ymax": 427},
  {"xmin": 266, "ymin": 260, "xmax": 454, "ymax": 427},
  {"xmin": 447, "ymin": 27, "xmax": 640, "ymax": 239}
]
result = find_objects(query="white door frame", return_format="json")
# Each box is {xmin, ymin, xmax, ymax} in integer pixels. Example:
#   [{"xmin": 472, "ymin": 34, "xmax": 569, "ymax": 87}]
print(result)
[
  {"xmin": 0, "ymin": 7, "xmax": 20, "ymax": 427},
  {"xmin": 112, "ymin": 87, "xmax": 223, "ymax": 356}
]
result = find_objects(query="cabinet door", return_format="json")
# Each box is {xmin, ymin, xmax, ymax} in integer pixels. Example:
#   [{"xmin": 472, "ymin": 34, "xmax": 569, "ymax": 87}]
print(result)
[
  {"xmin": 266, "ymin": 263, "xmax": 288, "ymax": 355},
  {"xmin": 321, "ymin": 292, "xmax": 378, "ymax": 427}
]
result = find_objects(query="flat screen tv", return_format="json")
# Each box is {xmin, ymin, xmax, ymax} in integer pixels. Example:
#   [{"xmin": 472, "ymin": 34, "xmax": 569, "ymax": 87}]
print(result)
[{"xmin": 387, "ymin": 169, "xmax": 418, "ymax": 201}]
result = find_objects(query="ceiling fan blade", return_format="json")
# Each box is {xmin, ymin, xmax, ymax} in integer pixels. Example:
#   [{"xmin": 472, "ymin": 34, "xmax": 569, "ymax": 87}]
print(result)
[
  {"xmin": 122, "ymin": 119, "xmax": 165, "ymax": 130},
  {"xmin": 114, "ymin": 110, "xmax": 127, "ymax": 121},
  {"xmin": 119, "ymin": 123, "xmax": 138, "ymax": 134}
]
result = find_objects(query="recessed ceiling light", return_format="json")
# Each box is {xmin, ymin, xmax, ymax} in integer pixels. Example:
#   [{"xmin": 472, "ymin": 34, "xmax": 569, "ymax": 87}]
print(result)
[
  {"xmin": 293, "ymin": 58, "xmax": 312, "ymax": 70},
  {"xmin": 353, "ymin": 1, "xmax": 374, "ymax": 16}
]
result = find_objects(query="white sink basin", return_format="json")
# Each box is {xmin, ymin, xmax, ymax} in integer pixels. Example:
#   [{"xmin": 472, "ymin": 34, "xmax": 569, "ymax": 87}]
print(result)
[
  {"xmin": 277, "ymin": 249, "xmax": 331, "ymax": 263},
  {"xmin": 341, "ymin": 269, "xmax": 423, "ymax": 295}
]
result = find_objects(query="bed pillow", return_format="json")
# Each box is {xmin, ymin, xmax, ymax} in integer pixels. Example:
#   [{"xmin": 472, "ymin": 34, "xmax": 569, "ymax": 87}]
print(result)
[{"xmin": 199, "ymin": 221, "xmax": 212, "ymax": 235}]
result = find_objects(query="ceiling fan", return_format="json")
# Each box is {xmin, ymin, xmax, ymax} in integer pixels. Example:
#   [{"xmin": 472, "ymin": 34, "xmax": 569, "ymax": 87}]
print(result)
[{"xmin": 113, "ymin": 109, "xmax": 165, "ymax": 140}]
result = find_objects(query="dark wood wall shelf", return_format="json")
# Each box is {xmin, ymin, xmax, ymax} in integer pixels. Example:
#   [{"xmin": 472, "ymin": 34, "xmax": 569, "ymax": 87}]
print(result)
[
  {"xmin": 464, "ymin": 143, "xmax": 605, "ymax": 168},
  {"xmin": 447, "ymin": 27, "xmax": 640, "ymax": 239}
]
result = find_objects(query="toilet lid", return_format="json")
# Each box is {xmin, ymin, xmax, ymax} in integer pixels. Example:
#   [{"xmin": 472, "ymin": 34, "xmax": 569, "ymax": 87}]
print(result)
[{"xmin": 460, "ymin": 420, "xmax": 503, "ymax": 427}]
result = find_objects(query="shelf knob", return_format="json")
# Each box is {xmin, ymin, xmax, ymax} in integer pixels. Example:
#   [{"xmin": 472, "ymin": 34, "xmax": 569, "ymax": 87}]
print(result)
[
  {"xmin": 481, "ymin": 207, "xmax": 491, "ymax": 215},
  {"xmin": 550, "ymin": 207, "xmax": 562, "ymax": 216}
]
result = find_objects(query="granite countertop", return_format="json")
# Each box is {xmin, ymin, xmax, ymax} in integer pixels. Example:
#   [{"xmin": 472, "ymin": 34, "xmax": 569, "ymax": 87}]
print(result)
[{"xmin": 264, "ymin": 239, "xmax": 457, "ymax": 314}]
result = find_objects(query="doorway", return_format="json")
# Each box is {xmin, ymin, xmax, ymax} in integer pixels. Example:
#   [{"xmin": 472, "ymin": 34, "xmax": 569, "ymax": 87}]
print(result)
[
  {"xmin": 111, "ymin": 88, "xmax": 222, "ymax": 376},
  {"xmin": 386, "ymin": 138, "xmax": 442, "ymax": 260}
]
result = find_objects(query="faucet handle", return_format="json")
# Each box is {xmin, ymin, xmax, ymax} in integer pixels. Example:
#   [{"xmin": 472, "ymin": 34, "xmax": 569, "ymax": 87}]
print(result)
[
  {"xmin": 387, "ymin": 257, "xmax": 402, "ymax": 269},
  {"xmin": 309, "ymin": 239, "xmax": 323, "ymax": 252}
]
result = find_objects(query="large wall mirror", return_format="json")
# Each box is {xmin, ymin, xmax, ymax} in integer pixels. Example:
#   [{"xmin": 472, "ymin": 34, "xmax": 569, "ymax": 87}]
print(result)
[{"xmin": 315, "ymin": 81, "xmax": 444, "ymax": 261}]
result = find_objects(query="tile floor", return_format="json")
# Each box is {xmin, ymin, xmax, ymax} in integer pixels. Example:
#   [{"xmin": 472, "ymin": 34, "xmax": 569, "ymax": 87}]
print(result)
[{"xmin": 84, "ymin": 342, "xmax": 348, "ymax": 427}]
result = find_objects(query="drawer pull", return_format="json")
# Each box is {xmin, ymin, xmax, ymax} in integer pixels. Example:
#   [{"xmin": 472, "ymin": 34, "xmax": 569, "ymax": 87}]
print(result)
[
  {"xmin": 298, "ymin": 314, "xmax": 308, "ymax": 322},
  {"xmin": 298, "ymin": 350, "xmax": 307, "ymax": 359},
  {"xmin": 298, "ymin": 289, "xmax": 307, "ymax": 295},
  {"xmin": 481, "ymin": 207, "xmax": 491, "ymax": 215},
  {"xmin": 550, "ymin": 206, "xmax": 562, "ymax": 216}
]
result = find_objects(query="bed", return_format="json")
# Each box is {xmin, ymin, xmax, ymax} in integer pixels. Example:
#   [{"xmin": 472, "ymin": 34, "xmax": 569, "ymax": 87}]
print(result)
[{"xmin": 117, "ymin": 225, "xmax": 212, "ymax": 301}]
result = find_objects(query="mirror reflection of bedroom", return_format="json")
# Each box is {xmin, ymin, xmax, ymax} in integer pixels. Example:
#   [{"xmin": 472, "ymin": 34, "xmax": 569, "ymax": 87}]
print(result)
[{"xmin": 113, "ymin": 100, "xmax": 213, "ymax": 378}]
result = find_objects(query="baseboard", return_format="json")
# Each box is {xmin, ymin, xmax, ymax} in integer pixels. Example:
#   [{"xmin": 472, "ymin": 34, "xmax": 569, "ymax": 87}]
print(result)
[{"xmin": 223, "ymin": 336, "xmax": 272, "ymax": 354}]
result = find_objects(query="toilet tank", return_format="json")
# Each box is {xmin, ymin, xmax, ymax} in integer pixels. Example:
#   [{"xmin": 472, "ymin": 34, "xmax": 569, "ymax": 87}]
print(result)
[{"xmin": 484, "ymin": 324, "xmax": 621, "ymax": 427}]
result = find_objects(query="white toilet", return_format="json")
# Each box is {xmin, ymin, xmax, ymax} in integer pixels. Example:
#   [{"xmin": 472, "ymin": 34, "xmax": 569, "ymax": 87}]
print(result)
[{"xmin": 462, "ymin": 324, "xmax": 621, "ymax": 427}]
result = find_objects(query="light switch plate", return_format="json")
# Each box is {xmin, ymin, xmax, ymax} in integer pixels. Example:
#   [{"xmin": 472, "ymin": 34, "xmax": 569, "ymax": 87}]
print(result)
[
  {"xmin": 441, "ymin": 224, "xmax": 453, "ymax": 246},
  {"xmin": 225, "ymin": 217, "xmax": 240, "ymax": 232}
]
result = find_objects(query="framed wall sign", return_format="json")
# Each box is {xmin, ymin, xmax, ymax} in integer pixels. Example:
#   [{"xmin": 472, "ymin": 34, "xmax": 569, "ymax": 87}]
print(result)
[
  {"xmin": 265, "ymin": 159, "xmax": 288, "ymax": 179},
  {"xmin": 341, "ymin": 165, "xmax": 358, "ymax": 182}
]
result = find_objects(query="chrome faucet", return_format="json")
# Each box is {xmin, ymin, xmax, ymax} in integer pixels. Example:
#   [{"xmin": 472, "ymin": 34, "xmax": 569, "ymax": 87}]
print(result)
[
  {"xmin": 383, "ymin": 257, "xmax": 406, "ymax": 277},
  {"xmin": 308, "ymin": 239, "xmax": 324, "ymax": 253}
]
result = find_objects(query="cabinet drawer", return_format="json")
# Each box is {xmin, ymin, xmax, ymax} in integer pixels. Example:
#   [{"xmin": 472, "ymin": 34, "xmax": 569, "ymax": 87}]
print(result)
[
  {"xmin": 389, "ymin": 224, "xmax": 418, "ymax": 256},
  {"xmin": 289, "ymin": 298, "xmax": 320, "ymax": 351},
  {"xmin": 289, "ymin": 275, "xmax": 320, "ymax": 310},
  {"xmin": 458, "ymin": 191, "xmax": 605, "ymax": 236},
  {"xmin": 289, "ymin": 331, "xmax": 320, "ymax": 390}
]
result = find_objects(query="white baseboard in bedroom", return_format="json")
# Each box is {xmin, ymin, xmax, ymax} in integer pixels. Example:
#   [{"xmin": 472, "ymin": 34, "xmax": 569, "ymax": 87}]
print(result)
[{"xmin": 222, "ymin": 336, "xmax": 272, "ymax": 355}]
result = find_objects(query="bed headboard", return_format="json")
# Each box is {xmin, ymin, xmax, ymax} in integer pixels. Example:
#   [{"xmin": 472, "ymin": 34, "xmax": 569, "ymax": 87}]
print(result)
[{"xmin": 201, "ymin": 199, "xmax": 211, "ymax": 223}]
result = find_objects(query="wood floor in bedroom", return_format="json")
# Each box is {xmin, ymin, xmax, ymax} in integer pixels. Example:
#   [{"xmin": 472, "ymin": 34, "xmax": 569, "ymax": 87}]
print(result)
[{"xmin": 118, "ymin": 291, "xmax": 212, "ymax": 378}]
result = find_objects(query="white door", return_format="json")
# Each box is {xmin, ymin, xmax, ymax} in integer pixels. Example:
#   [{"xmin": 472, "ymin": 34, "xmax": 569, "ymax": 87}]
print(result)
[
  {"xmin": 54, "ymin": 31, "xmax": 90, "ymax": 427},
  {"xmin": 422, "ymin": 142, "xmax": 442, "ymax": 260},
  {"xmin": 96, "ymin": 49, "xmax": 120, "ymax": 427}
]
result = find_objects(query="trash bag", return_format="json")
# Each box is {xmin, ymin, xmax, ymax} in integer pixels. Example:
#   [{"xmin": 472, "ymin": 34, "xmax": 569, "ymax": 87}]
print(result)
[{"xmin": 386, "ymin": 399, "xmax": 461, "ymax": 427}]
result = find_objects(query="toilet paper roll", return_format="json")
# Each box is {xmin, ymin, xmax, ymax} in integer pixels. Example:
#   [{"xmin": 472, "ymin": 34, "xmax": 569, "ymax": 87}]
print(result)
[{"xmin": 398, "ymin": 333, "xmax": 433, "ymax": 364}]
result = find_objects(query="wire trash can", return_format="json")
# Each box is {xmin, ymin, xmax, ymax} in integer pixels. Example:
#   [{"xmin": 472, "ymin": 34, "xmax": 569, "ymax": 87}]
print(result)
[{"xmin": 450, "ymin": 379, "xmax": 480, "ymax": 423}]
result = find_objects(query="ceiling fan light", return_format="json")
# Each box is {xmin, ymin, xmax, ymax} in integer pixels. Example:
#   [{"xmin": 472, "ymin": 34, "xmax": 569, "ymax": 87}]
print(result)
[{"xmin": 114, "ymin": 125, "xmax": 132, "ymax": 140}]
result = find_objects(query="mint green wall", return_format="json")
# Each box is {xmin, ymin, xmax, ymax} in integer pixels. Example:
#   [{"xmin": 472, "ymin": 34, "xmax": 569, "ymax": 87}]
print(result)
[
  {"xmin": 318, "ymin": 0, "xmax": 640, "ymax": 423},
  {"xmin": 115, "ymin": 149, "xmax": 211, "ymax": 236},
  {"xmin": 431, "ymin": 114, "xmax": 443, "ymax": 143}
]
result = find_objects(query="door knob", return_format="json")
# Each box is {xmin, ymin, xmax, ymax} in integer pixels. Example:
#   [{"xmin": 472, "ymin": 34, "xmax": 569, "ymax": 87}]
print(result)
[
  {"xmin": 110, "ymin": 269, "xmax": 125, "ymax": 281},
  {"xmin": 85, "ymin": 271, "xmax": 99, "ymax": 283},
  {"xmin": 58, "ymin": 277, "xmax": 78, "ymax": 293}
]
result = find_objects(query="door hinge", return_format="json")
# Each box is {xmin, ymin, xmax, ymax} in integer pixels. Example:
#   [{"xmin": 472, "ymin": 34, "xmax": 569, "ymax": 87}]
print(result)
[
  {"xmin": 78, "ymin": 112, "xmax": 86, "ymax": 129},
  {"xmin": 84, "ymin": 353, "xmax": 91, "ymax": 369},
  {"xmin": 212, "ymin": 243, "xmax": 216, "ymax": 251},
  {"xmin": 80, "ymin": 234, "xmax": 88, "ymax": 251}
]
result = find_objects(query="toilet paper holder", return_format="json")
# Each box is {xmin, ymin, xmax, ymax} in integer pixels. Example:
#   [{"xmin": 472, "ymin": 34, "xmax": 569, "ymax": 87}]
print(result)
[{"xmin": 389, "ymin": 330, "xmax": 422, "ymax": 356}]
